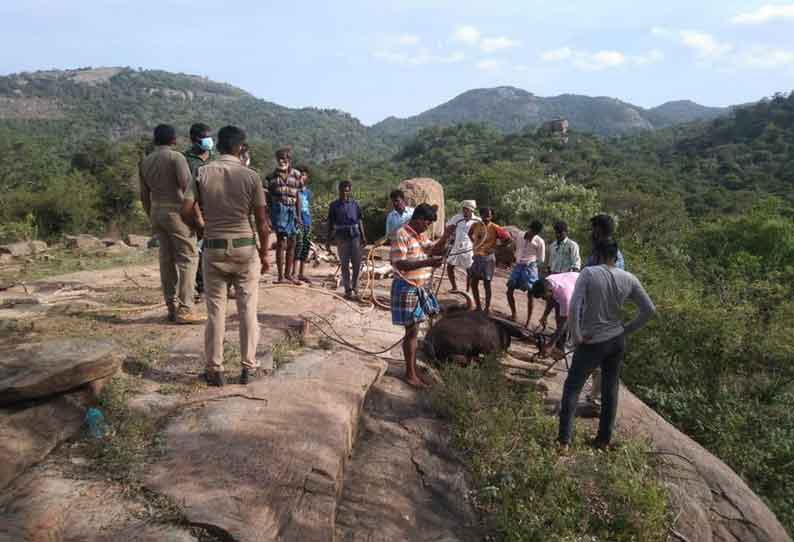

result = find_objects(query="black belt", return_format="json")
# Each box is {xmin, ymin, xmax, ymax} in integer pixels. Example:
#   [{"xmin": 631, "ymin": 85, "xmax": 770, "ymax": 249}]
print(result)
[{"xmin": 204, "ymin": 238, "xmax": 256, "ymax": 249}]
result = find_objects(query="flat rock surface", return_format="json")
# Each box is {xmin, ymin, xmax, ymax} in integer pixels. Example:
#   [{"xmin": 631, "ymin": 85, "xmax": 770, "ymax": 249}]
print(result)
[
  {"xmin": 0, "ymin": 391, "xmax": 88, "ymax": 490},
  {"xmin": 0, "ymin": 338, "xmax": 120, "ymax": 405},
  {"xmin": 145, "ymin": 350, "xmax": 386, "ymax": 542},
  {"xmin": 335, "ymin": 362, "xmax": 480, "ymax": 542},
  {"xmin": 0, "ymin": 461, "xmax": 197, "ymax": 542}
]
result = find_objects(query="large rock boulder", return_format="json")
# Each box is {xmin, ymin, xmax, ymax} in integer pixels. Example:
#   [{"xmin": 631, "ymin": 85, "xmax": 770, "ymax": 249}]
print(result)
[
  {"xmin": 124, "ymin": 234, "xmax": 149, "ymax": 248},
  {"xmin": 0, "ymin": 339, "xmax": 120, "ymax": 406},
  {"xmin": 495, "ymin": 225, "xmax": 521, "ymax": 267},
  {"xmin": 398, "ymin": 178, "xmax": 445, "ymax": 239},
  {"xmin": 0, "ymin": 462, "xmax": 197, "ymax": 542},
  {"xmin": 0, "ymin": 389, "xmax": 90, "ymax": 490},
  {"xmin": 65, "ymin": 234, "xmax": 104, "ymax": 251},
  {"xmin": 539, "ymin": 365, "xmax": 792, "ymax": 542},
  {"xmin": 0, "ymin": 240, "xmax": 47, "ymax": 258},
  {"xmin": 145, "ymin": 350, "xmax": 385, "ymax": 542}
]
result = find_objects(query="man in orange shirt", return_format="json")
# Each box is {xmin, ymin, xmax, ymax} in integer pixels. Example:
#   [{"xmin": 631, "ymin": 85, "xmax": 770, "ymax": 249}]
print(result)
[
  {"xmin": 390, "ymin": 204, "xmax": 454, "ymax": 388},
  {"xmin": 467, "ymin": 208, "xmax": 507, "ymax": 313}
]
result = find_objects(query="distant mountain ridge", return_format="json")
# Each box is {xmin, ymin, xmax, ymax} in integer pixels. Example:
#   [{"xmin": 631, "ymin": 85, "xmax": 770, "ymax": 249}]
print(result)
[
  {"xmin": 371, "ymin": 87, "xmax": 730, "ymax": 140},
  {"xmin": 0, "ymin": 68, "xmax": 733, "ymax": 159},
  {"xmin": 0, "ymin": 67, "xmax": 389, "ymax": 161}
]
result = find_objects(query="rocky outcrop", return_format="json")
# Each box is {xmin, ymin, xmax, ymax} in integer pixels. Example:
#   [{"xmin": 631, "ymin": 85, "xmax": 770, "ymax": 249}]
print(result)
[
  {"xmin": 619, "ymin": 390, "xmax": 791, "ymax": 542},
  {"xmin": 0, "ymin": 240, "xmax": 47, "ymax": 257},
  {"xmin": 145, "ymin": 350, "xmax": 386, "ymax": 542},
  {"xmin": 537, "ymin": 351, "xmax": 792, "ymax": 542},
  {"xmin": 65, "ymin": 234, "xmax": 104, "ymax": 251},
  {"xmin": 124, "ymin": 234, "xmax": 149, "ymax": 248},
  {"xmin": 0, "ymin": 392, "xmax": 87, "ymax": 490},
  {"xmin": 0, "ymin": 462, "xmax": 197, "ymax": 542},
  {"xmin": 398, "ymin": 178, "xmax": 445, "ymax": 239},
  {"xmin": 335, "ymin": 362, "xmax": 480, "ymax": 542},
  {"xmin": 0, "ymin": 339, "xmax": 119, "ymax": 405}
]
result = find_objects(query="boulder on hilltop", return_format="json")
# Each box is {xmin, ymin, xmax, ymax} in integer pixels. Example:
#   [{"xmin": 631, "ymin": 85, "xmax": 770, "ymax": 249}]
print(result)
[{"xmin": 398, "ymin": 178, "xmax": 445, "ymax": 239}]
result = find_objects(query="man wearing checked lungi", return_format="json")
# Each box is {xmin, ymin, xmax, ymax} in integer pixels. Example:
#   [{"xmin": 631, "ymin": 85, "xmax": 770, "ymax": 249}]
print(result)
[{"xmin": 390, "ymin": 204, "xmax": 455, "ymax": 388}]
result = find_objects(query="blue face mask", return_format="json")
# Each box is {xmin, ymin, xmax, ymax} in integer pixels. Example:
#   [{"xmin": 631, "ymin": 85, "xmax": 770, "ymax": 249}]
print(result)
[{"xmin": 199, "ymin": 137, "xmax": 214, "ymax": 152}]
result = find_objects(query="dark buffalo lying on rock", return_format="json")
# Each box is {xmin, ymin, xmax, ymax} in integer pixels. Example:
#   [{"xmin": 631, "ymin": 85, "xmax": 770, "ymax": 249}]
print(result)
[{"xmin": 423, "ymin": 310, "xmax": 529, "ymax": 363}]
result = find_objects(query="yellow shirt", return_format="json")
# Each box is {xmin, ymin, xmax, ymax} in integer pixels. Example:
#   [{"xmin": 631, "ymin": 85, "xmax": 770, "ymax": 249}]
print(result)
[{"xmin": 470, "ymin": 222, "xmax": 501, "ymax": 257}]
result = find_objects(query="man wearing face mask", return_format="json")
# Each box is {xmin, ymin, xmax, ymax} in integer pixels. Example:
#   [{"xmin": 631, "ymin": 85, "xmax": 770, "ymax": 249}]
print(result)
[{"xmin": 184, "ymin": 123, "xmax": 213, "ymax": 299}]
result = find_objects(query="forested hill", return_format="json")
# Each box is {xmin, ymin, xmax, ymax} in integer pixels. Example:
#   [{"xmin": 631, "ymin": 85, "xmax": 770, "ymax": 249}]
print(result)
[
  {"xmin": 0, "ymin": 67, "xmax": 390, "ymax": 161},
  {"xmin": 386, "ymin": 91, "xmax": 794, "ymax": 218},
  {"xmin": 370, "ymin": 86, "xmax": 730, "ymax": 141}
]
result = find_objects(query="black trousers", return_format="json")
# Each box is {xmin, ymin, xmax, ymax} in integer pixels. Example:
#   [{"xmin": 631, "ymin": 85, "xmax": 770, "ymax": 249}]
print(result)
[{"xmin": 558, "ymin": 334, "xmax": 625, "ymax": 445}]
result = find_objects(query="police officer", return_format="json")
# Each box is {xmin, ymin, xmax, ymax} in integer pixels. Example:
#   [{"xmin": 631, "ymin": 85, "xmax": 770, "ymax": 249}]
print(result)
[
  {"xmin": 139, "ymin": 124, "xmax": 202, "ymax": 324},
  {"xmin": 181, "ymin": 126, "xmax": 271, "ymax": 387},
  {"xmin": 184, "ymin": 123, "xmax": 213, "ymax": 299}
]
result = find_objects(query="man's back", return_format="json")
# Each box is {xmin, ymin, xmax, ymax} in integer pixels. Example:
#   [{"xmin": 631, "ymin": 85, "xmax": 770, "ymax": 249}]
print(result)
[
  {"xmin": 570, "ymin": 265, "xmax": 655, "ymax": 344},
  {"xmin": 194, "ymin": 155, "xmax": 265, "ymax": 239},
  {"xmin": 140, "ymin": 146, "xmax": 191, "ymax": 205},
  {"xmin": 546, "ymin": 271, "xmax": 579, "ymax": 317}
]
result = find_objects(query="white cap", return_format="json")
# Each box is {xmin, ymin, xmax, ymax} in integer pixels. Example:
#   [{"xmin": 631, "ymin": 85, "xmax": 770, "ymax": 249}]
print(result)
[{"xmin": 461, "ymin": 200, "xmax": 477, "ymax": 211}]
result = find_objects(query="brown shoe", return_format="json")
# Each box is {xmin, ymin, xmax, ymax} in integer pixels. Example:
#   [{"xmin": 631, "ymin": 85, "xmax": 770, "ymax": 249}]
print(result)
[
  {"xmin": 175, "ymin": 309, "xmax": 205, "ymax": 325},
  {"xmin": 203, "ymin": 371, "xmax": 225, "ymax": 387},
  {"xmin": 240, "ymin": 367, "xmax": 260, "ymax": 385}
]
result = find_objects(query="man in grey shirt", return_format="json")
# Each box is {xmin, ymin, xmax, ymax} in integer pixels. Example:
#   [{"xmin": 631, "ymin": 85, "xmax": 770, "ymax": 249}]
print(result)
[{"xmin": 559, "ymin": 239, "xmax": 656, "ymax": 452}]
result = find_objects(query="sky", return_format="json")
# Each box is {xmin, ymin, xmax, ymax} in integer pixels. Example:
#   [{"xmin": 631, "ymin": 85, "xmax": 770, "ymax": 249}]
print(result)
[{"xmin": 1, "ymin": 0, "xmax": 793, "ymax": 125}]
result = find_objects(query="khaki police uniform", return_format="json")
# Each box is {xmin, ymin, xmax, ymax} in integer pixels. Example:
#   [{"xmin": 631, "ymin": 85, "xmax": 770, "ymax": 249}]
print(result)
[
  {"xmin": 186, "ymin": 155, "xmax": 266, "ymax": 373},
  {"xmin": 139, "ymin": 145, "xmax": 198, "ymax": 313}
]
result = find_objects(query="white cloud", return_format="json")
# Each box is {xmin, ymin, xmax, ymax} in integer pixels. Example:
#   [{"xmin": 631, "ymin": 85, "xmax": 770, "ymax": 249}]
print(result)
[
  {"xmin": 476, "ymin": 59, "xmax": 504, "ymax": 71},
  {"xmin": 731, "ymin": 4, "xmax": 794, "ymax": 24},
  {"xmin": 540, "ymin": 47, "xmax": 662, "ymax": 71},
  {"xmin": 373, "ymin": 50, "xmax": 465, "ymax": 66},
  {"xmin": 398, "ymin": 34, "xmax": 420, "ymax": 46},
  {"xmin": 652, "ymin": 27, "xmax": 733, "ymax": 59},
  {"xmin": 631, "ymin": 49, "xmax": 665, "ymax": 65},
  {"xmin": 739, "ymin": 46, "xmax": 794, "ymax": 68},
  {"xmin": 541, "ymin": 47, "xmax": 573, "ymax": 62},
  {"xmin": 453, "ymin": 25, "xmax": 481, "ymax": 44},
  {"xmin": 577, "ymin": 50, "xmax": 626, "ymax": 70},
  {"xmin": 680, "ymin": 31, "xmax": 733, "ymax": 58},
  {"xmin": 480, "ymin": 36, "xmax": 520, "ymax": 53}
]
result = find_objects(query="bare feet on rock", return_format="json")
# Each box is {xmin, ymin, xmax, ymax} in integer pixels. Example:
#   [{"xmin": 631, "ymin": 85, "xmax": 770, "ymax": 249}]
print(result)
[{"xmin": 404, "ymin": 374, "xmax": 430, "ymax": 389}]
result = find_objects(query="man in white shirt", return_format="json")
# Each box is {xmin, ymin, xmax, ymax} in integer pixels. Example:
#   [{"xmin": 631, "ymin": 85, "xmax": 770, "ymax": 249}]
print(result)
[
  {"xmin": 558, "ymin": 240, "xmax": 656, "ymax": 452},
  {"xmin": 506, "ymin": 220, "xmax": 545, "ymax": 327},
  {"xmin": 445, "ymin": 200, "xmax": 480, "ymax": 292},
  {"xmin": 548, "ymin": 221, "xmax": 581, "ymax": 274}
]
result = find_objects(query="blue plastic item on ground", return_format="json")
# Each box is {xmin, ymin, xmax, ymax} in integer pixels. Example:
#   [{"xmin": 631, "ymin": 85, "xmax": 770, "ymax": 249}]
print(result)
[{"xmin": 84, "ymin": 407, "xmax": 107, "ymax": 438}]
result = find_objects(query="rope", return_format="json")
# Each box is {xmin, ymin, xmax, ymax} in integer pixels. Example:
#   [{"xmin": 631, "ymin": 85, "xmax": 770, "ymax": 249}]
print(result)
[{"xmin": 302, "ymin": 310, "xmax": 404, "ymax": 357}]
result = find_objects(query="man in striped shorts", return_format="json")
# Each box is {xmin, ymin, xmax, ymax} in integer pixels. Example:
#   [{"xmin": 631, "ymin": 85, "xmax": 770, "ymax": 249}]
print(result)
[{"xmin": 390, "ymin": 204, "xmax": 455, "ymax": 388}]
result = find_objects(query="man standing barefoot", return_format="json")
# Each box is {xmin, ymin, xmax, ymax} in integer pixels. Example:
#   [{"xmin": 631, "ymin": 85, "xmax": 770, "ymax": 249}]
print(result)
[
  {"xmin": 467, "ymin": 208, "xmax": 505, "ymax": 313},
  {"xmin": 265, "ymin": 147, "xmax": 303, "ymax": 285},
  {"xmin": 390, "ymin": 204, "xmax": 454, "ymax": 388},
  {"xmin": 507, "ymin": 220, "xmax": 545, "ymax": 327},
  {"xmin": 292, "ymin": 165, "xmax": 314, "ymax": 283},
  {"xmin": 445, "ymin": 200, "xmax": 479, "ymax": 293}
]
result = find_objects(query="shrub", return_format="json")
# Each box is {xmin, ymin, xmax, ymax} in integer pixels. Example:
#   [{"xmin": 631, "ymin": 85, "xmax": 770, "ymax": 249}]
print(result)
[{"xmin": 431, "ymin": 357, "xmax": 670, "ymax": 541}]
